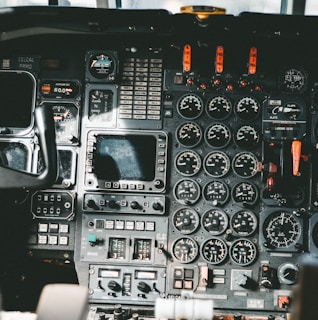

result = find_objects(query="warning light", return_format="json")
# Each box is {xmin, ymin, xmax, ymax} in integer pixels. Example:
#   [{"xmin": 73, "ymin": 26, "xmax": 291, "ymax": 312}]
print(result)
[
  {"xmin": 248, "ymin": 47, "xmax": 257, "ymax": 75},
  {"xmin": 183, "ymin": 44, "xmax": 191, "ymax": 73},
  {"xmin": 215, "ymin": 45, "xmax": 224, "ymax": 74}
]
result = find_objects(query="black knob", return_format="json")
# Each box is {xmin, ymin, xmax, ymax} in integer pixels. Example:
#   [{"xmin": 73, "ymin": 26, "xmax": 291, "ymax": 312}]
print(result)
[
  {"xmin": 108, "ymin": 280, "xmax": 121, "ymax": 292},
  {"xmin": 108, "ymin": 200, "xmax": 118, "ymax": 209},
  {"xmin": 130, "ymin": 201, "xmax": 140, "ymax": 210},
  {"xmin": 152, "ymin": 202, "xmax": 163, "ymax": 211},
  {"xmin": 137, "ymin": 281, "xmax": 151, "ymax": 293},
  {"xmin": 87, "ymin": 199, "xmax": 97, "ymax": 209},
  {"xmin": 234, "ymin": 314, "xmax": 242, "ymax": 320}
]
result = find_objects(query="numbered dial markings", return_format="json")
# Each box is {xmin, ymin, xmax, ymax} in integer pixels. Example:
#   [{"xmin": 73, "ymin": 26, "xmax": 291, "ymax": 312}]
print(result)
[
  {"xmin": 204, "ymin": 151, "xmax": 231, "ymax": 177},
  {"xmin": 235, "ymin": 96, "xmax": 260, "ymax": 121},
  {"xmin": 201, "ymin": 209, "xmax": 229, "ymax": 235},
  {"xmin": 232, "ymin": 152, "xmax": 259, "ymax": 178},
  {"xmin": 176, "ymin": 122, "xmax": 202, "ymax": 147},
  {"xmin": 234, "ymin": 125, "xmax": 260, "ymax": 149},
  {"xmin": 229, "ymin": 238, "xmax": 257, "ymax": 266},
  {"xmin": 172, "ymin": 237, "xmax": 199, "ymax": 263},
  {"xmin": 173, "ymin": 208, "xmax": 200, "ymax": 234},
  {"xmin": 280, "ymin": 68, "xmax": 307, "ymax": 93},
  {"xmin": 232, "ymin": 181, "xmax": 258, "ymax": 205},
  {"xmin": 205, "ymin": 123, "xmax": 231, "ymax": 148},
  {"xmin": 206, "ymin": 96, "xmax": 232, "ymax": 120},
  {"xmin": 177, "ymin": 94, "xmax": 204, "ymax": 119},
  {"xmin": 173, "ymin": 179, "xmax": 201, "ymax": 205},
  {"xmin": 263, "ymin": 211, "xmax": 302, "ymax": 249},
  {"xmin": 175, "ymin": 150, "xmax": 201, "ymax": 176},
  {"xmin": 230, "ymin": 210, "xmax": 258, "ymax": 236},
  {"xmin": 203, "ymin": 180, "xmax": 230, "ymax": 206},
  {"xmin": 200, "ymin": 238, "xmax": 228, "ymax": 265}
]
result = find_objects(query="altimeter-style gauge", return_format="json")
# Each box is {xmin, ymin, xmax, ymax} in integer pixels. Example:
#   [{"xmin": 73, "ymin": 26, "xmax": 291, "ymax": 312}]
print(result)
[
  {"xmin": 279, "ymin": 67, "xmax": 307, "ymax": 93},
  {"xmin": 229, "ymin": 238, "xmax": 257, "ymax": 266},
  {"xmin": 172, "ymin": 237, "xmax": 199, "ymax": 263},
  {"xmin": 200, "ymin": 238, "xmax": 228, "ymax": 265}
]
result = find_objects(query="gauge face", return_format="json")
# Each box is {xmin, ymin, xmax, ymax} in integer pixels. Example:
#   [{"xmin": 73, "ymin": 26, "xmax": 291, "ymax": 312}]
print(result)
[
  {"xmin": 235, "ymin": 96, "xmax": 260, "ymax": 121},
  {"xmin": 206, "ymin": 96, "xmax": 232, "ymax": 120},
  {"xmin": 173, "ymin": 208, "xmax": 200, "ymax": 234},
  {"xmin": 277, "ymin": 262, "xmax": 299, "ymax": 285},
  {"xmin": 263, "ymin": 211, "xmax": 302, "ymax": 250},
  {"xmin": 89, "ymin": 52, "xmax": 116, "ymax": 79},
  {"xmin": 176, "ymin": 122, "xmax": 202, "ymax": 147},
  {"xmin": 280, "ymin": 68, "xmax": 307, "ymax": 93},
  {"xmin": 89, "ymin": 90, "xmax": 114, "ymax": 122},
  {"xmin": 229, "ymin": 238, "xmax": 257, "ymax": 266},
  {"xmin": 230, "ymin": 210, "xmax": 257, "ymax": 236},
  {"xmin": 201, "ymin": 209, "xmax": 228, "ymax": 235},
  {"xmin": 204, "ymin": 151, "xmax": 231, "ymax": 178},
  {"xmin": 205, "ymin": 123, "xmax": 231, "ymax": 148},
  {"xmin": 108, "ymin": 237, "xmax": 126, "ymax": 259},
  {"xmin": 283, "ymin": 103, "xmax": 302, "ymax": 120},
  {"xmin": 175, "ymin": 150, "xmax": 201, "ymax": 176},
  {"xmin": 200, "ymin": 238, "xmax": 228, "ymax": 265},
  {"xmin": 177, "ymin": 94, "xmax": 204, "ymax": 119},
  {"xmin": 232, "ymin": 152, "xmax": 259, "ymax": 178},
  {"xmin": 232, "ymin": 181, "xmax": 258, "ymax": 205},
  {"xmin": 173, "ymin": 179, "xmax": 201, "ymax": 205},
  {"xmin": 51, "ymin": 103, "xmax": 79, "ymax": 144},
  {"xmin": 234, "ymin": 125, "xmax": 260, "ymax": 149},
  {"xmin": 172, "ymin": 237, "xmax": 199, "ymax": 263},
  {"xmin": 203, "ymin": 180, "xmax": 230, "ymax": 206}
]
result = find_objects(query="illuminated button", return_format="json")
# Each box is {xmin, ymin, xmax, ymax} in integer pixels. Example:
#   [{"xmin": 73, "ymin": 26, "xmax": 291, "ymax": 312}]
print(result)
[
  {"xmin": 105, "ymin": 182, "xmax": 112, "ymax": 188},
  {"xmin": 59, "ymin": 236, "xmax": 69, "ymax": 245},
  {"xmin": 113, "ymin": 182, "xmax": 120, "ymax": 188},
  {"xmin": 125, "ymin": 221, "xmax": 135, "ymax": 230},
  {"xmin": 174, "ymin": 279, "xmax": 183, "ymax": 289},
  {"xmin": 48, "ymin": 235, "xmax": 58, "ymax": 245},
  {"xmin": 129, "ymin": 184, "xmax": 136, "ymax": 190},
  {"xmin": 184, "ymin": 269, "xmax": 194, "ymax": 278},
  {"xmin": 136, "ymin": 221, "xmax": 145, "ymax": 231},
  {"xmin": 49, "ymin": 223, "xmax": 59, "ymax": 233},
  {"xmin": 59, "ymin": 224, "xmax": 69, "ymax": 233},
  {"xmin": 115, "ymin": 220, "xmax": 125, "ymax": 230},
  {"xmin": 146, "ymin": 221, "xmax": 155, "ymax": 231},
  {"xmin": 38, "ymin": 223, "xmax": 48, "ymax": 233},
  {"xmin": 137, "ymin": 184, "xmax": 144, "ymax": 190},
  {"xmin": 105, "ymin": 220, "xmax": 115, "ymax": 229},
  {"xmin": 174, "ymin": 268, "xmax": 183, "ymax": 278},
  {"xmin": 38, "ymin": 235, "xmax": 48, "ymax": 244},
  {"xmin": 183, "ymin": 280, "xmax": 193, "ymax": 290}
]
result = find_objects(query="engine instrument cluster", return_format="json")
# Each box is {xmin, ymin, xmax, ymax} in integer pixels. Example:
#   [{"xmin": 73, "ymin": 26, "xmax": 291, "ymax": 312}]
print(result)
[{"xmin": 2, "ymin": 7, "xmax": 318, "ymax": 320}]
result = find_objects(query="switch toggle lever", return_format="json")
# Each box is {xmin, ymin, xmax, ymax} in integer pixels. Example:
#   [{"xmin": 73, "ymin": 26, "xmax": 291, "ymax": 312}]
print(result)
[{"xmin": 291, "ymin": 140, "xmax": 301, "ymax": 176}]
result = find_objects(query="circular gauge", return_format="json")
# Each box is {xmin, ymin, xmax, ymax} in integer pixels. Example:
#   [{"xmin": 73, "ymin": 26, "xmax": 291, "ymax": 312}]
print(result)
[
  {"xmin": 173, "ymin": 179, "xmax": 201, "ymax": 205},
  {"xmin": 203, "ymin": 180, "xmax": 230, "ymax": 206},
  {"xmin": 235, "ymin": 96, "xmax": 260, "ymax": 121},
  {"xmin": 229, "ymin": 238, "xmax": 257, "ymax": 266},
  {"xmin": 51, "ymin": 103, "xmax": 79, "ymax": 143},
  {"xmin": 176, "ymin": 122, "xmax": 202, "ymax": 147},
  {"xmin": 177, "ymin": 94, "xmax": 204, "ymax": 119},
  {"xmin": 262, "ymin": 211, "xmax": 302, "ymax": 250},
  {"xmin": 204, "ymin": 151, "xmax": 231, "ymax": 178},
  {"xmin": 175, "ymin": 150, "xmax": 201, "ymax": 176},
  {"xmin": 283, "ymin": 103, "xmax": 302, "ymax": 120},
  {"xmin": 201, "ymin": 208, "xmax": 228, "ymax": 235},
  {"xmin": 205, "ymin": 123, "xmax": 231, "ymax": 148},
  {"xmin": 230, "ymin": 210, "xmax": 258, "ymax": 236},
  {"xmin": 280, "ymin": 68, "xmax": 307, "ymax": 93},
  {"xmin": 277, "ymin": 262, "xmax": 299, "ymax": 285},
  {"xmin": 232, "ymin": 152, "xmax": 259, "ymax": 178},
  {"xmin": 88, "ymin": 52, "xmax": 116, "ymax": 79},
  {"xmin": 200, "ymin": 238, "xmax": 228, "ymax": 265},
  {"xmin": 232, "ymin": 181, "xmax": 258, "ymax": 205},
  {"xmin": 234, "ymin": 125, "xmax": 260, "ymax": 149},
  {"xmin": 173, "ymin": 208, "xmax": 200, "ymax": 234},
  {"xmin": 172, "ymin": 237, "xmax": 199, "ymax": 263},
  {"xmin": 206, "ymin": 95, "xmax": 232, "ymax": 120}
]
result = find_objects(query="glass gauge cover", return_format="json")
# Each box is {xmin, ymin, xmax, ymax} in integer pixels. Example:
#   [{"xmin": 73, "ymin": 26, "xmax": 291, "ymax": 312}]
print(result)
[
  {"xmin": 201, "ymin": 208, "xmax": 229, "ymax": 235},
  {"xmin": 173, "ymin": 207, "xmax": 200, "ymax": 234},
  {"xmin": 88, "ymin": 52, "xmax": 117, "ymax": 80},
  {"xmin": 232, "ymin": 181, "xmax": 258, "ymax": 205},
  {"xmin": 177, "ymin": 93, "xmax": 204, "ymax": 119},
  {"xmin": 172, "ymin": 237, "xmax": 199, "ymax": 263},
  {"xmin": 200, "ymin": 238, "xmax": 228, "ymax": 265},
  {"xmin": 204, "ymin": 151, "xmax": 231, "ymax": 178},
  {"xmin": 205, "ymin": 123, "xmax": 231, "ymax": 148},
  {"xmin": 206, "ymin": 95, "xmax": 232, "ymax": 120},
  {"xmin": 280, "ymin": 68, "xmax": 307, "ymax": 93},
  {"xmin": 262, "ymin": 211, "xmax": 302, "ymax": 250},
  {"xmin": 235, "ymin": 96, "xmax": 260, "ymax": 121},
  {"xmin": 232, "ymin": 152, "xmax": 259, "ymax": 178},
  {"xmin": 229, "ymin": 238, "xmax": 257, "ymax": 266},
  {"xmin": 175, "ymin": 150, "xmax": 201, "ymax": 176},
  {"xmin": 203, "ymin": 180, "xmax": 230, "ymax": 206},
  {"xmin": 230, "ymin": 210, "xmax": 258, "ymax": 236},
  {"xmin": 234, "ymin": 125, "xmax": 260, "ymax": 149},
  {"xmin": 173, "ymin": 179, "xmax": 201, "ymax": 205},
  {"xmin": 176, "ymin": 122, "xmax": 202, "ymax": 147}
]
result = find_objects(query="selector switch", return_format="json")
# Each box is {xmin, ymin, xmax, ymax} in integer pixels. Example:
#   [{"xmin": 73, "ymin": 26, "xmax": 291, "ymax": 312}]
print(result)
[
  {"xmin": 108, "ymin": 280, "xmax": 121, "ymax": 292},
  {"xmin": 130, "ymin": 201, "xmax": 141, "ymax": 210},
  {"xmin": 137, "ymin": 281, "xmax": 151, "ymax": 294}
]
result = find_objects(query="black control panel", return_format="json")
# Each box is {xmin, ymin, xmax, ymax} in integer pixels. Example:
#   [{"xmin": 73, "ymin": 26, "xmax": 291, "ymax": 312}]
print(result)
[{"xmin": 2, "ymin": 7, "xmax": 318, "ymax": 320}]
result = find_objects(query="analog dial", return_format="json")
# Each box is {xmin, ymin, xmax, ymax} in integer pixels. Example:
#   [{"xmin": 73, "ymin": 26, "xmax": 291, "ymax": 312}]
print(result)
[
  {"xmin": 263, "ymin": 211, "xmax": 302, "ymax": 250},
  {"xmin": 176, "ymin": 122, "xmax": 202, "ymax": 147},
  {"xmin": 173, "ymin": 208, "xmax": 200, "ymax": 234},
  {"xmin": 234, "ymin": 125, "xmax": 260, "ymax": 149},
  {"xmin": 229, "ymin": 238, "xmax": 257, "ymax": 266},
  {"xmin": 206, "ymin": 95, "xmax": 232, "ymax": 120},
  {"xmin": 204, "ymin": 151, "xmax": 231, "ymax": 177},
  {"xmin": 175, "ymin": 150, "xmax": 201, "ymax": 176},
  {"xmin": 280, "ymin": 68, "xmax": 307, "ymax": 93},
  {"xmin": 235, "ymin": 96, "xmax": 260, "ymax": 121},
  {"xmin": 173, "ymin": 179, "xmax": 201, "ymax": 205},
  {"xmin": 205, "ymin": 123, "xmax": 231, "ymax": 148},
  {"xmin": 203, "ymin": 180, "xmax": 230, "ymax": 206},
  {"xmin": 201, "ymin": 209, "xmax": 228, "ymax": 235},
  {"xmin": 232, "ymin": 152, "xmax": 259, "ymax": 178},
  {"xmin": 230, "ymin": 210, "xmax": 258, "ymax": 236},
  {"xmin": 232, "ymin": 181, "xmax": 258, "ymax": 205},
  {"xmin": 177, "ymin": 94, "xmax": 204, "ymax": 119},
  {"xmin": 200, "ymin": 238, "xmax": 228, "ymax": 265},
  {"xmin": 172, "ymin": 237, "xmax": 199, "ymax": 263}
]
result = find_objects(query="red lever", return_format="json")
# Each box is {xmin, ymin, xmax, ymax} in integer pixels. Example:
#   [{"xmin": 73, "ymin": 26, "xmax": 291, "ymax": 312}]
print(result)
[{"xmin": 291, "ymin": 140, "xmax": 301, "ymax": 176}]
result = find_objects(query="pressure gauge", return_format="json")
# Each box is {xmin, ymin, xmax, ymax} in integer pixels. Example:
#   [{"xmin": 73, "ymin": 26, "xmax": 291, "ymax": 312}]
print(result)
[
  {"xmin": 200, "ymin": 238, "xmax": 228, "ymax": 265},
  {"xmin": 177, "ymin": 94, "xmax": 204, "ymax": 119},
  {"xmin": 175, "ymin": 150, "xmax": 201, "ymax": 176},
  {"xmin": 173, "ymin": 207, "xmax": 200, "ymax": 234},
  {"xmin": 201, "ymin": 208, "xmax": 228, "ymax": 235},
  {"xmin": 206, "ymin": 95, "xmax": 232, "ymax": 120},
  {"xmin": 176, "ymin": 122, "xmax": 202, "ymax": 147},
  {"xmin": 172, "ymin": 237, "xmax": 199, "ymax": 263},
  {"xmin": 203, "ymin": 180, "xmax": 230, "ymax": 206},
  {"xmin": 204, "ymin": 151, "xmax": 231, "ymax": 178},
  {"xmin": 234, "ymin": 125, "xmax": 260, "ymax": 149},
  {"xmin": 205, "ymin": 123, "xmax": 231, "ymax": 148},
  {"xmin": 173, "ymin": 179, "xmax": 201, "ymax": 205},
  {"xmin": 235, "ymin": 96, "xmax": 260, "ymax": 121},
  {"xmin": 232, "ymin": 152, "xmax": 259, "ymax": 178},
  {"xmin": 230, "ymin": 210, "xmax": 258, "ymax": 236},
  {"xmin": 232, "ymin": 181, "xmax": 258, "ymax": 205},
  {"xmin": 229, "ymin": 238, "xmax": 257, "ymax": 266}
]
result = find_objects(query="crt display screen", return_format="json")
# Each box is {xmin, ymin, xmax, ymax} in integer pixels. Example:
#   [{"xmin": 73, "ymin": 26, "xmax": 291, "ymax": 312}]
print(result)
[
  {"xmin": 94, "ymin": 134, "xmax": 157, "ymax": 181},
  {"xmin": 0, "ymin": 71, "xmax": 34, "ymax": 128}
]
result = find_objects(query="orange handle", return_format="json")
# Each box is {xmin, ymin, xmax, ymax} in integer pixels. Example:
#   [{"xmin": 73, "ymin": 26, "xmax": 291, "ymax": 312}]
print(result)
[{"xmin": 291, "ymin": 140, "xmax": 301, "ymax": 176}]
